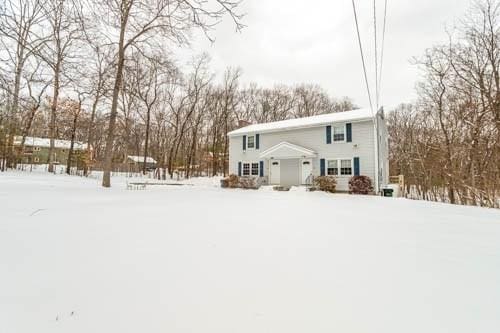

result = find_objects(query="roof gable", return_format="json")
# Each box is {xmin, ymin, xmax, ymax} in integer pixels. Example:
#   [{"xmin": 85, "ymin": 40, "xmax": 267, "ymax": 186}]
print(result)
[{"xmin": 259, "ymin": 142, "xmax": 316, "ymax": 159}]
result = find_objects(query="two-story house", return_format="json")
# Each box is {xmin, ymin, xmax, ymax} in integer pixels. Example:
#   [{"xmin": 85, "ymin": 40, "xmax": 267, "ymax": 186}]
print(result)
[{"xmin": 227, "ymin": 108, "xmax": 389, "ymax": 192}]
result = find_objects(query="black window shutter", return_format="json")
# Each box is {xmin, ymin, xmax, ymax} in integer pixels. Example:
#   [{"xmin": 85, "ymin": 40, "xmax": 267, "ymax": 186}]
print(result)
[
  {"xmin": 259, "ymin": 161, "xmax": 264, "ymax": 177},
  {"xmin": 320, "ymin": 159, "xmax": 326, "ymax": 176},
  {"xmin": 326, "ymin": 126, "xmax": 332, "ymax": 144},
  {"xmin": 242, "ymin": 135, "xmax": 246, "ymax": 151},
  {"xmin": 238, "ymin": 162, "xmax": 242, "ymax": 176},
  {"xmin": 256, "ymin": 134, "xmax": 260, "ymax": 149},
  {"xmin": 346, "ymin": 123, "xmax": 352, "ymax": 142},
  {"xmin": 354, "ymin": 157, "xmax": 360, "ymax": 176}
]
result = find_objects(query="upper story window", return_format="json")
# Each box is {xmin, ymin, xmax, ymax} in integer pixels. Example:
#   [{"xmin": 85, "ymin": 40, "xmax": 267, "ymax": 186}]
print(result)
[
  {"xmin": 247, "ymin": 135, "xmax": 255, "ymax": 149},
  {"xmin": 333, "ymin": 125, "xmax": 345, "ymax": 142}
]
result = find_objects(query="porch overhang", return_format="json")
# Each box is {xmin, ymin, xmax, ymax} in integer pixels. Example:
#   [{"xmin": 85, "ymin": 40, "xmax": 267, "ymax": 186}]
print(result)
[{"xmin": 259, "ymin": 141, "xmax": 316, "ymax": 159}]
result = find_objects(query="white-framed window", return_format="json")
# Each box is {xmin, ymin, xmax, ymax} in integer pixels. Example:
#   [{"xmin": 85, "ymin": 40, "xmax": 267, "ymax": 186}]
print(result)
[
  {"xmin": 327, "ymin": 160, "xmax": 338, "ymax": 175},
  {"xmin": 251, "ymin": 162, "xmax": 259, "ymax": 176},
  {"xmin": 340, "ymin": 159, "xmax": 352, "ymax": 175},
  {"xmin": 247, "ymin": 135, "xmax": 255, "ymax": 149},
  {"xmin": 333, "ymin": 125, "xmax": 345, "ymax": 142},
  {"xmin": 34, "ymin": 157, "xmax": 39, "ymax": 163},
  {"xmin": 242, "ymin": 162, "xmax": 260, "ymax": 176},
  {"xmin": 242, "ymin": 162, "xmax": 250, "ymax": 176},
  {"xmin": 326, "ymin": 158, "xmax": 352, "ymax": 176}
]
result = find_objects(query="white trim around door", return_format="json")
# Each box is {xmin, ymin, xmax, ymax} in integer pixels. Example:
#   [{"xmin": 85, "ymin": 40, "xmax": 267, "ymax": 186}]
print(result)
[
  {"xmin": 270, "ymin": 160, "xmax": 281, "ymax": 185},
  {"xmin": 301, "ymin": 158, "xmax": 313, "ymax": 184}
]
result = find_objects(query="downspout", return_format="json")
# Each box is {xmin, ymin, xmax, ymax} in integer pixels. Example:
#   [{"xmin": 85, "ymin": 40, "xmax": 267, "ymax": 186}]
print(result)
[{"xmin": 373, "ymin": 108, "xmax": 381, "ymax": 194}]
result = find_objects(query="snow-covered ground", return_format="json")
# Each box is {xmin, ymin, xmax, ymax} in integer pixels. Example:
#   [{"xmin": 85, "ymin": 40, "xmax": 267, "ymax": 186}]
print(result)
[{"xmin": 1, "ymin": 171, "xmax": 500, "ymax": 333}]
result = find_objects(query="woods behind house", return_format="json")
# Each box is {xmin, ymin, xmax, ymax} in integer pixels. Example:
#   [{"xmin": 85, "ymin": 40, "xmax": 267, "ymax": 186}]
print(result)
[
  {"xmin": 389, "ymin": 0, "xmax": 500, "ymax": 207},
  {"xmin": 0, "ymin": 0, "xmax": 499, "ymax": 207}
]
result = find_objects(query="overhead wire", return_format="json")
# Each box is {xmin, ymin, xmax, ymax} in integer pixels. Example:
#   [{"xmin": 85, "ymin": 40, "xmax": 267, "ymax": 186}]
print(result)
[
  {"xmin": 377, "ymin": 0, "xmax": 388, "ymax": 110},
  {"xmin": 351, "ymin": 0, "xmax": 374, "ymax": 117},
  {"xmin": 373, "ymin": 0, "xmax": 379, "ymax": 110}
]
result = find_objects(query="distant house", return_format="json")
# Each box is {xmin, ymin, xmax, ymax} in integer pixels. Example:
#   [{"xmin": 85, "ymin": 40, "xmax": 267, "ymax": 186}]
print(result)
[
  {"xmin": 227, "ymin": 108, "xmax": 389, "ymax": 192},
  {"xmin": 13, "ymin": 136, "xmax": 88, "ymax": 165},
  {"xmin": 127, "ymin": 155, "xmax": 157, "ymax": 171}
]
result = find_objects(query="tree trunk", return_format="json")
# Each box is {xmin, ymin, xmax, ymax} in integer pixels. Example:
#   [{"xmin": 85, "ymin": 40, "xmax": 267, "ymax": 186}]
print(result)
[
  {"xmin": 6, "ymin": 55, "xmax": 24, "ymax": 169},
  {"xmin": 48, "ymin": 62, "xmax": 61, "ymax": 173},
  {"xmin": 142, "ymin": 107, "xmax": 151, "ymax": 175},
  {"xmin": 102, "ymin": 19, "xmax": 127, "ymax": 188},
  {"xmin": 66, "ymin": 105, "xmax": 79, "ymax": 175},
  {"xmin": 84, "ymin": 93, "xmax": 100, "ymax": 176}
]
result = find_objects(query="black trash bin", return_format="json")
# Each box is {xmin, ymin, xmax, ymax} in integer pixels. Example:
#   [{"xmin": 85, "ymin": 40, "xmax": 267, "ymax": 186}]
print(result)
[{"xmin": 383, "ymin": 188, "xmax": 394, "ymax": 197}]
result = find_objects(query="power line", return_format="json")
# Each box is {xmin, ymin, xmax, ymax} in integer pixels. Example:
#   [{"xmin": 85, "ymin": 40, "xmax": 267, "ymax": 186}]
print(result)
[
  {"xmin": 377, "ymin": 0, "xmax": 388, "ymax": 109},
  {"xmin": 373, "ymin": 0, "xmax": 379, "ymax": 110},
  {"xmin": 351, "ymin": 0, "xmax": 374, "ymax": 117}
]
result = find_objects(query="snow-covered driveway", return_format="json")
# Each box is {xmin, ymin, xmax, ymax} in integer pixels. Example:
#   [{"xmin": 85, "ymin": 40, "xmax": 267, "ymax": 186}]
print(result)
[{"xmin": 1, "ymin": 172, "xmax": 499, "ymax": 333}]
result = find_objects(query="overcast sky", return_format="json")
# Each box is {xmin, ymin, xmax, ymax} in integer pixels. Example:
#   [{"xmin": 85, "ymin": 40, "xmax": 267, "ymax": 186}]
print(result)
[{"xmin": 177, "ymin": 0, "xmax": 473, "ymax": 110}]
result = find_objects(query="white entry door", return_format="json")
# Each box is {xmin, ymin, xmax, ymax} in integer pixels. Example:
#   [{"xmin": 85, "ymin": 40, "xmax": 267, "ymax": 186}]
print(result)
[
  {"xmin": 270, "ymin": 160, "xmax": 280, "ymax": 184},
  {"xmin": 301, "ymin": 159, "xmax": 313, "ymax": 184}
]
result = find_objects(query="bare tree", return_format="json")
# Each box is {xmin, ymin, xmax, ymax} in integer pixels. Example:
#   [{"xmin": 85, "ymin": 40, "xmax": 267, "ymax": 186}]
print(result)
[
  {"xmin": 0, "ymin": 0, "xmax": 46, "ymax": 168},
  {"xmin": 38, "ymin": 0, "xmax": 84, "ymax": 173},
  {"xmin": 93, "ymin": 0, "xmax": 243, "ymax": 187},
  {"xmin": 18, "ymin": 59, "xmax": 50, "ymax": 157},
  {"xmin": 132, "ymin": 53, "xmax": 172, "ymax": 174}
]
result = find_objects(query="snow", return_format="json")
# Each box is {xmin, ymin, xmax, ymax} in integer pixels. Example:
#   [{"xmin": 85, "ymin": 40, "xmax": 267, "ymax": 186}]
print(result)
[
  {"xmin": 228, "ymin": 108, "xmax": 373, "ymax": 136},
  {"xmin": 127, "ymin": 155, "xmax": 157, "ymax": 164},
  {"xmin": 1, "ymin": 171, "xmax": 500, "ymax": 333},
  {"xmin": 14, "ymin": 136, "xmax": 88, "ymax": 150}
]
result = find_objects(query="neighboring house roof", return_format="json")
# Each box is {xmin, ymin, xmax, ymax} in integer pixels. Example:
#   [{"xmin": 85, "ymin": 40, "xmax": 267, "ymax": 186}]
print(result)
[
  {"xmin": 14, "ymin": 136, "xmax": 88, "ymax": 150},
  {"xmin": 127, "ymin": 155, "xmax": 157, "ymax": 164},
  {"xmin": 228, "ymin": 108, "xmax": 373, "ymax": 136},
  {"xmin": 260, "ymin": 142, "xmax": 316, "ymax": 159}
]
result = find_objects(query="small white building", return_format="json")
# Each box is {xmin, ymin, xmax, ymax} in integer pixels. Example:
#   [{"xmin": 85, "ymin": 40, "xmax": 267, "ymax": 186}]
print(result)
[
  {"xmin": 227, "ymin": 108, "xmax": 389, "ymax": 192},
  {"xmin": 127, "ymin": 155, "xmax": 157, "ymax": 171}
]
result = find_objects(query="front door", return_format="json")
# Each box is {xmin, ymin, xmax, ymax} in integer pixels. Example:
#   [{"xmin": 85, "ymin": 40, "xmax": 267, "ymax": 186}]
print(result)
[
  {"xmin": 270, "ymin": 160, "xmax": 280, "ymax": 184},
  {"xmin": 301, "ymin": 159, "xmax": 313, "ymax": 184}
]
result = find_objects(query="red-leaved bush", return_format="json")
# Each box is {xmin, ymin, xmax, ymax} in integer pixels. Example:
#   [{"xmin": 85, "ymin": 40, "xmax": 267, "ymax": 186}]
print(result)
[{"xmin": 348, "ymin": 175, "xmax": 373, "ymax": 194}]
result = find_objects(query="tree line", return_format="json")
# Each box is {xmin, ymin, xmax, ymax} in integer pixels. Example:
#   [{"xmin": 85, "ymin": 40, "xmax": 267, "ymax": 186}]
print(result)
[
  {"xmin": 0, "ymin": 0, "xmax": 355, "ymax": 186},
  {"xmin": 1, "ymin": 0, "xmax": 498, "ymax": 208},
  {"xmin": 388, "ymin": 0, "xmax": 500, "ymax": 208}
]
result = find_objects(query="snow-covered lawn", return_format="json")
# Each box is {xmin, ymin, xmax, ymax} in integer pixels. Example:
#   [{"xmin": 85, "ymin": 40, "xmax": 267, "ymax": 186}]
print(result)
[{"xmin": 1, "ymin": 171, "xmax": 500, "ymax": 333}]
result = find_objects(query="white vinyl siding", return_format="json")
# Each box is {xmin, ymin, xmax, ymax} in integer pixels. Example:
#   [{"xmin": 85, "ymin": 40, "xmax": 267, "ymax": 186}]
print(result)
[{"xmin": 229, "ymin": 120, "xmax": 377, "ymax": 191}]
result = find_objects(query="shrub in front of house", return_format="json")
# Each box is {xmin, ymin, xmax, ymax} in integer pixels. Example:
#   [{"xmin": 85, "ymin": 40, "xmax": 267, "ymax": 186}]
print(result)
[
  {"xmin": 220, "ymin": 178, "xmax": 229, "ymax": 188},
  {"xmin": 221, "ymin": 174, "xmax": 240, "ymax": 188},
  {"xmin": 314, "ymin": 176, "xmax": 337, "ymax": 193},
  {"xmin": 238, "ymin": 177, "xmax": 259, "ymax": 189},
  {"xmin": 348, "ymin": 175, "xmax": 373, "ymax": 194},
  {"xmin": 221, "ymin": 174, "xmax": 259, "ymax": 189}
]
